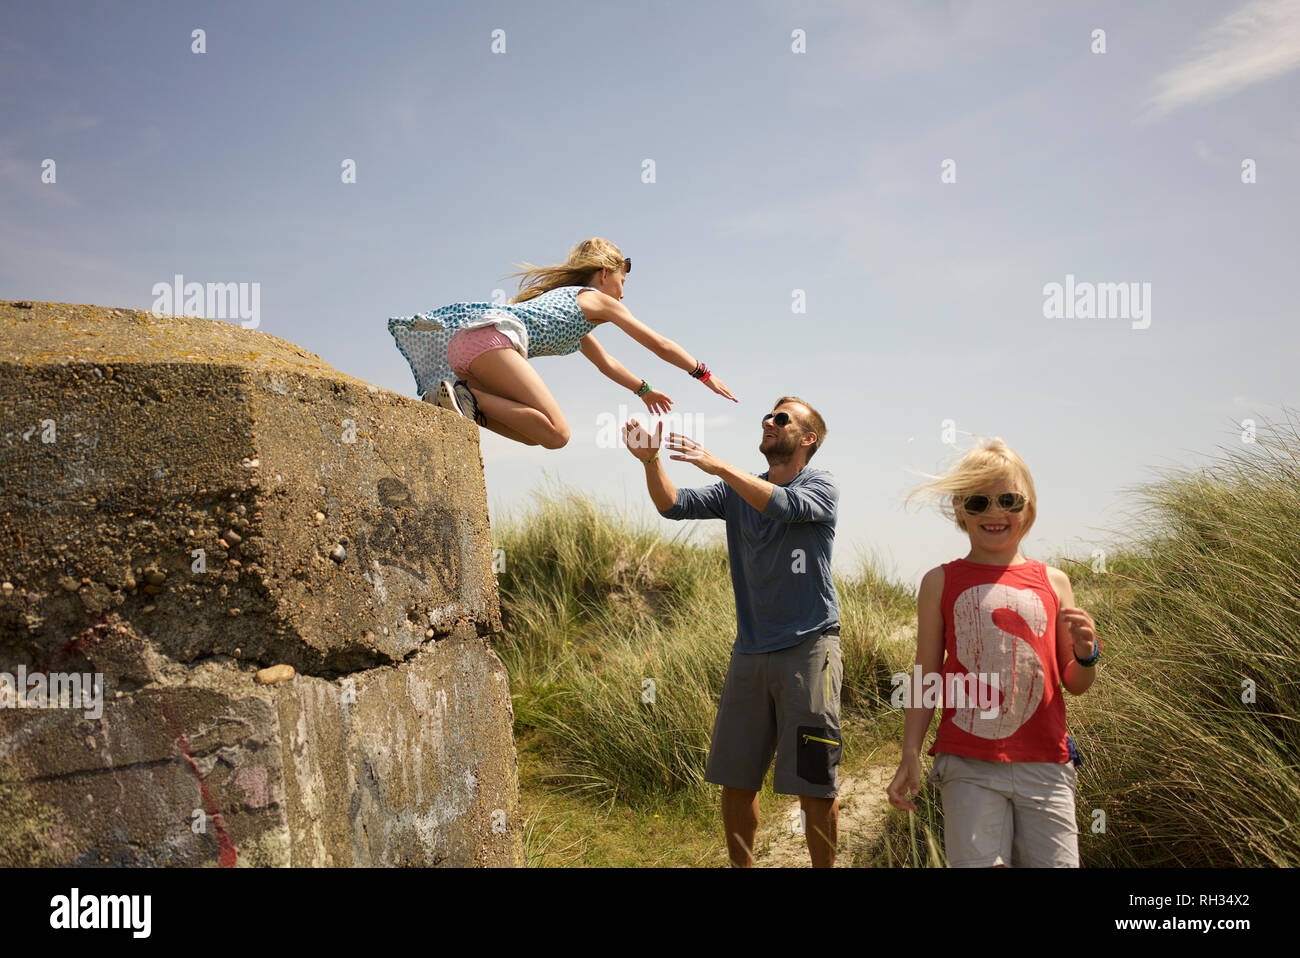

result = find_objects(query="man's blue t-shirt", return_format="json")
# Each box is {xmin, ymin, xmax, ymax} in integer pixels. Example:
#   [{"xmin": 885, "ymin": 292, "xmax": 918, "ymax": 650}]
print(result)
[{"xmin": 658, "ymin": 467, "xmax": 840, "ymax": 654}]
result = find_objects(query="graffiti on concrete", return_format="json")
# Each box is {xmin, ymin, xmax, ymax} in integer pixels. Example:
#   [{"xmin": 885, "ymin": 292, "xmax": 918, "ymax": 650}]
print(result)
[{"xmin": 354, "ymin": 478, "xmax": 467, "ymax": 594}]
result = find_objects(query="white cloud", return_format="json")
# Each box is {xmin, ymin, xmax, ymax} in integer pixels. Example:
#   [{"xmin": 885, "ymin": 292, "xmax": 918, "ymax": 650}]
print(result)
[{"xmin": 1145, "ymin": 0, "xmax": 1300, "ymax": 118}]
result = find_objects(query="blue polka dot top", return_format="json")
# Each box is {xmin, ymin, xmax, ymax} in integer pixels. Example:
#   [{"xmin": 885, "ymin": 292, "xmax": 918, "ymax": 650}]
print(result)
[{"xmin": 388, "ymin": 285, "xmax": 599, "ymax": 397}]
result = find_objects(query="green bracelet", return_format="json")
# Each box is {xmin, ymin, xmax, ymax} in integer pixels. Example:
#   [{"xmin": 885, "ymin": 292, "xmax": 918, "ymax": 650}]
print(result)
[{"xmin": 636, "ymin": 380, "xmax": 652, "ymax": 397}]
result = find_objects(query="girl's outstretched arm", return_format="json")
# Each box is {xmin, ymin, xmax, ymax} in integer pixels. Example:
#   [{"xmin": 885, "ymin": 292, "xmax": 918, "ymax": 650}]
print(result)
[
  {"xmin": 887, "ymin": 566, "xmax": 945, "ymax": 812},
  {"xmin": 576, "ymin": 290, "xmax": 738, "ymax": 402},
  {"xmin": 579, "ymin": 333, "xmax": 672, "ymax": 414}
]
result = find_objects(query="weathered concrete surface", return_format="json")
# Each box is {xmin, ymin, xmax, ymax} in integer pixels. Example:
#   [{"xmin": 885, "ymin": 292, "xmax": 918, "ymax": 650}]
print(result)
[{"xmin": 0, "ymin": 300, "xmax": 523, "ymax": 866}]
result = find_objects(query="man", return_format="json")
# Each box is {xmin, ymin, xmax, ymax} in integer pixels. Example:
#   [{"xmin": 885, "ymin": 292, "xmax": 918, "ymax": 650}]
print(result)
[{"xmin": 621, "ymin": 397, "xmax": 842, "ymax": 867}]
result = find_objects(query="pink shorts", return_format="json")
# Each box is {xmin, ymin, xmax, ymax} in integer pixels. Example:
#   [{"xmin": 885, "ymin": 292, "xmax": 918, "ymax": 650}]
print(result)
[{"xmin": 446, "ymin": 325, "xmax": 516, "ymax": 379}]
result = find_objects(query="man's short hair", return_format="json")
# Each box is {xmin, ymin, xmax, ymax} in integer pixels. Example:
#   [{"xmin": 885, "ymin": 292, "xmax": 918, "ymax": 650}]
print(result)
[{"xmin": 775, "ymin": 396, "xmax": 827, "ymax": 461}]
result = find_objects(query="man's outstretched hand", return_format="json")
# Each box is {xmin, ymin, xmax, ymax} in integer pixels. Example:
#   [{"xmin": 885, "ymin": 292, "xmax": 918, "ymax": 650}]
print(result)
[
  {"xmin": 623, "ymin": 419, "xmax": 663, "ymax": 463},
  {"xmin": 664, "ymin": 432, "xmax": 726, "ymax": 476}
]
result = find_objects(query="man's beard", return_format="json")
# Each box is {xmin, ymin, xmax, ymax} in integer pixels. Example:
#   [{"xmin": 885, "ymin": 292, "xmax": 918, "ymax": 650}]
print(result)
[{"xmin": 761, "ymin": 432, "xmax": 801, "ymax": 465}]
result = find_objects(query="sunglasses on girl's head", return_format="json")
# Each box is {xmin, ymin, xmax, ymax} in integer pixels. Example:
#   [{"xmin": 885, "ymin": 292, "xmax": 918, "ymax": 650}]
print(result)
[
  {"xmin": 961, "ymin": 493, "xmax": 1027, "ymax": 515},
  {"xmin": 763, "ymin": 412, "xmax": 792, "ymax": 427},
  {"xmin": 622, "ymin": 257, "xmax": 631, "ymax": 274}
]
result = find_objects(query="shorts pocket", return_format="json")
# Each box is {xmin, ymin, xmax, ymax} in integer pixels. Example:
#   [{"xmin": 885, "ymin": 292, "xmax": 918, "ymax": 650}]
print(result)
[
  {"xmin": 796, "ymin": 725, "xmax": 841, "ymax": 786},
  {"xmin": 928, "ymin": 752, "xmax": 947, "ymax": 785}
]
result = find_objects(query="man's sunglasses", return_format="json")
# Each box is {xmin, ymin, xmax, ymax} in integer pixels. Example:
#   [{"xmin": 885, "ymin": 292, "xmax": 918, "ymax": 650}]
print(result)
[
  {"xmin": 762, "ymin": 412, "xmax": 793, "ymax": 427},
  {"xmin": 961, "ymin": 493, "xmax": 1027, "ymax": 515}
]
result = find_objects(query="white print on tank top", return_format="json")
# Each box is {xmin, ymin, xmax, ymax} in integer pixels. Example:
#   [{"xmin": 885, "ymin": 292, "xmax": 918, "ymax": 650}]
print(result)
[{"xmin": 951, "ymin": 582, "xmax": 1047, "ymax": 739}]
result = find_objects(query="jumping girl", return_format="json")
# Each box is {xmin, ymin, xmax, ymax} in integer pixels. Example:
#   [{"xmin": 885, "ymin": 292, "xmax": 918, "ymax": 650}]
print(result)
[
  {"xmin": 387, "ymin": 237, "xmax": 737, "ymax": 448},
  {"xmin": 886, "ymin": 438, "xmax": 1102, "ymax": 867}
]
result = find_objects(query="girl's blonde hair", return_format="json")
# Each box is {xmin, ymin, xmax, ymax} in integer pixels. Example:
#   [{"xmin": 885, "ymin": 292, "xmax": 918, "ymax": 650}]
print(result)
[
  {"xmin": 504, "ymin": 237, "xmax": 627, "ymax": 304},
  {"xmin": 907, "ymin": 438, "xmax": 1038, "ymax": 536}
]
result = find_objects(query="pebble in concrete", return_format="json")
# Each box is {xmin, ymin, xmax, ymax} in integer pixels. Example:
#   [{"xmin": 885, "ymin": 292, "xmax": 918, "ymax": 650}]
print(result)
[{"xmin": 256, "ymin": 664, "xmax": 295, "ymax": 685}]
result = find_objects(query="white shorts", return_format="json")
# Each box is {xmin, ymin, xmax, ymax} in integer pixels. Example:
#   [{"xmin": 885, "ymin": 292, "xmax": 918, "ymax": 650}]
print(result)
[{"xmin": 929, "ymin": 752, "xmax": 1080, "ymax": 867}]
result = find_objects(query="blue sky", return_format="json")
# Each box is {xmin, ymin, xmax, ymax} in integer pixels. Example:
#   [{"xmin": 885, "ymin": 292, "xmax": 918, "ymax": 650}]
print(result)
[{"xmin": 3, "ymin": 0, "xmax": 1298, "ymax": 584}]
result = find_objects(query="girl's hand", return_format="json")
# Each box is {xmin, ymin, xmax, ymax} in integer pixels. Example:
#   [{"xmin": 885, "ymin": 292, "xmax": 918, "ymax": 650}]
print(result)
[
  {"xmin": 1060, "ymin": 607, "xmax": 1098, "ymax": 660},
  {"xmin": 641, "ymin": 389, "xmax": 672, "ymax": 415},
  {"xmin": 887, "ymin": 754, "xmax": 922, "ymax": 812},
  {"xmin": 702, "ymin": 374, "xmax": 738, "ymax": 403}
]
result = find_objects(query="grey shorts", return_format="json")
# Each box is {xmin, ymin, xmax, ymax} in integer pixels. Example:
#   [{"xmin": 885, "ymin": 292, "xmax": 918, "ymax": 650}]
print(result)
[
  {"xmin": 929, "ymin": 752, "xmax": 1080, "ymax": 867},
  {"xmin": 703, "ymin": 627, "xmax": 842, "ymax": 799}
]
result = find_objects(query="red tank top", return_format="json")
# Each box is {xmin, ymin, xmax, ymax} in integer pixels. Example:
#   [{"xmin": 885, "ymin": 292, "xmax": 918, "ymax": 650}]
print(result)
[{"xmin": 928, "ymin": 557, "xmax": 1069, "ymax": 763}]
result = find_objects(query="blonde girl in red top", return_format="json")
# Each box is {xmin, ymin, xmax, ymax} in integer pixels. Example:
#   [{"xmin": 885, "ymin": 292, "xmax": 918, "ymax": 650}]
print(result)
[{"xmin": 885, "ymin": 439, "xmax": 1101, "ymax": 867}]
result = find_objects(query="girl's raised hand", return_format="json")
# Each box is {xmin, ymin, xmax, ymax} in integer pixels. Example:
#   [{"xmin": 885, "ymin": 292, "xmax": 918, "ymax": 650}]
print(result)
[
  {"xmin": 641, "ymin": 388, "xmax": 672, "ymax": 415},
  {"xmin": 703, "ymin": 373, "xmax": 738, "ymax": 403},
  {"xmin": 1059, "ymin": 607, "xmax": 1098, "ymax": 660}
]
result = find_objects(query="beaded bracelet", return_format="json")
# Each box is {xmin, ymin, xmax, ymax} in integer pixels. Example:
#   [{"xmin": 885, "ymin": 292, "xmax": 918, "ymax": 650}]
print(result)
[{"xmin": 636, "ymin": 380, "xmax": 652, "ymax": 397}]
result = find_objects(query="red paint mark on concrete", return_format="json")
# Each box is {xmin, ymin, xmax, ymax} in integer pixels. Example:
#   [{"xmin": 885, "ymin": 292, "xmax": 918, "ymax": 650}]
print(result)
[
  {"xmin": 56, "ymin": 612, "xmax": 110, "ymax": 664},
  {"xmin": 160, "ymin": 701, "xmax": 238, "ymax": 867}
]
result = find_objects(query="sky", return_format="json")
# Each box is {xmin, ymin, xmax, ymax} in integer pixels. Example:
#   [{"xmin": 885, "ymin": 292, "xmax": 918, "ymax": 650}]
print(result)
[{"xmin": 3, "ymin": 0, "xmax": 1298, "ymax": 585}]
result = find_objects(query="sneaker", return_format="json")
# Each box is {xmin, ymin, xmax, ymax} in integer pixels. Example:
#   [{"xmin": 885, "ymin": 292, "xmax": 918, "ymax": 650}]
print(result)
[
  {"xmin": 452, "ymin": 380, "xmax": 486, "ymax": 427},
  {"xmin": 434, "ymin": 380, "xmax": 464, "ymax": 415},
  {"xmin": 435, "ymin": 379, "xmax": 485, "ymax": 426}
]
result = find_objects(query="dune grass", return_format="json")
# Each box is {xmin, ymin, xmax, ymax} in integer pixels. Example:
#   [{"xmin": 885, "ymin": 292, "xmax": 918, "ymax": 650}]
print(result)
[{"xmin": 1062, "ymin": 418, "xmax": 1300, "ymax": 867}]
